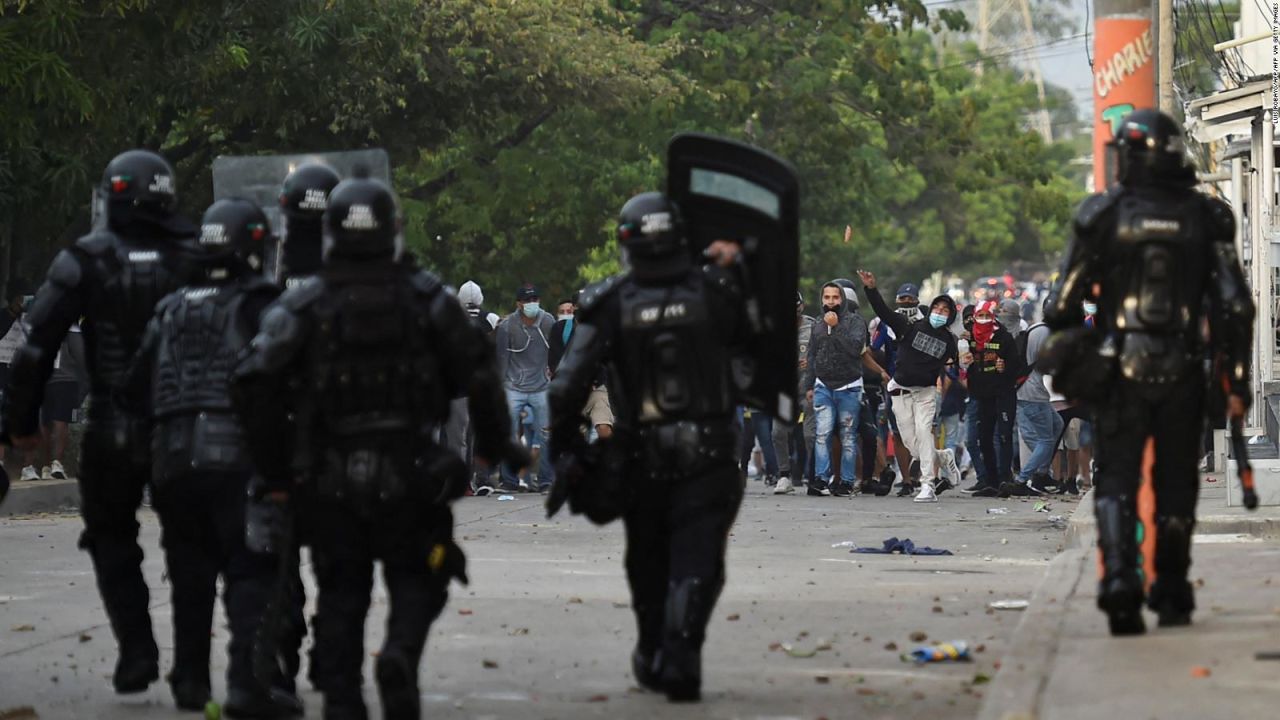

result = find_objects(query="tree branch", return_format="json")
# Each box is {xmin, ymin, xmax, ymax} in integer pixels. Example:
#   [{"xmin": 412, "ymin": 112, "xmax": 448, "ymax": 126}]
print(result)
[{"xmin": 407, "ymin": 107, "xmax": 558, "ymax": 203}]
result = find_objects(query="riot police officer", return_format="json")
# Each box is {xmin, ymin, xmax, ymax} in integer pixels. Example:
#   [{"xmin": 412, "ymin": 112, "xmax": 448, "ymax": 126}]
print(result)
[
  {"xmin": 1042, "ymin": 109, "xmax": 1253, "ymax": 635},
  {"xmin": 232, "ymin": 176, "xmax": 526, "ymax": 720},
  {"xmin": 548, "ymin": 192, "xmax": 751, "ymax": 702},
  {"xmin": 0, "ymin": 149, "xmax": 197, "ymax": 693},
  {"xmin": 277, "ymin": 161, "xmax": 340, "ymax": 287},
  {"xmin": 126, "ymin": 198, "xmax": 298, "ymax": 715},
  {"xmin": 272, "ymin": 161, "xmax": 341, "ymax": 695}
]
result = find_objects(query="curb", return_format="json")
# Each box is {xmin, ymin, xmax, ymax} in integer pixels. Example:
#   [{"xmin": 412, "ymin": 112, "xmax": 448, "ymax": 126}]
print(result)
[
  {"xmin": 978, "ymin": 484, "xmax": 1095, "ymax": 720},
  {"xmin": 1066, "ymin": 489, "xmax": 1280, "ymax": 548},
  {"xmin": 976, "ymin": 547, "xmax": 1089, "ymax": 720},
  {"xmin": 0, "ymin": 478, "xmax": 80, "ymax": 517}
]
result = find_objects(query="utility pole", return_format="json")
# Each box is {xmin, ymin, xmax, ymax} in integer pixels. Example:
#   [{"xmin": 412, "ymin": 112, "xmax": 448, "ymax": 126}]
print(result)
[
  {"xmin": 977, "ymin": 0, "xmax": 1053, "ymax": 142},
  {"xmin": 1091, "ymin": 0, "xmax": 1157, "ymax": 190},
  {"xmin": 1157, "ymin": 0, "xmax": 1174, "ymax": 112}
]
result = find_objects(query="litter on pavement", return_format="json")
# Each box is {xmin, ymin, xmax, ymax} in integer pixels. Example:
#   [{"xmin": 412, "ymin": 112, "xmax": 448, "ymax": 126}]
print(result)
[
  {"xmin": 906, "ymin": 641, "xmax": 971, "ymax": 664},
  {"xmin": 852, "ymin": 537, "xmax": 953, "ymax": 556}
]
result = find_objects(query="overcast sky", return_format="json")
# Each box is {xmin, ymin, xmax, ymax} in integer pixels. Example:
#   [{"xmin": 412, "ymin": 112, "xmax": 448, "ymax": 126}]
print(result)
[{"xmin": 1038, "ymin": 1, "xmax": 1095, "ymax": 123}]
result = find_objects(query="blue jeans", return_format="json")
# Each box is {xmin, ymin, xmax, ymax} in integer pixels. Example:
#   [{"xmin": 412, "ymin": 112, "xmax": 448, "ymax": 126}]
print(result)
[
  {"xmin": 965, "ymin": 399, "xmax": 984, "ymax": 482},
  {"xmin": 1016, "ymin": 400, "xmax": 1064, "ymax": 482},
  {"xmin": 737, "ymin": 408, "xmax": 779, "ymax": 477},
  {"xmin": 500, "ymin": 388, "xmax": 554, "ymax": 489},
  {"xmin": 940, "ymin": 413, "xmax": 963, "ymax": 453},
  {"xmin": 813, "ymin": 384, "xmax": 862, "ymax": 486}
]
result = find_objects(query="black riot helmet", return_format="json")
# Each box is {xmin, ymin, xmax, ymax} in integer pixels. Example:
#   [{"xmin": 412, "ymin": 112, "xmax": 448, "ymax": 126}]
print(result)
[
  {"xmin": 617, "ymin": 192, "xmax": 689, "ymax": 280},
  {"xmin": 99, "ymin": 149, "xmax": 179, "ymax": 229},
  {"xmin": 198, "ymin": 198, "xmax": 271, "ymax": 278},
  {"xmin": 279, "ymin": 162, "xmax": 341, "ymax": 220},
  {"xmin": 322, "ymin": 176, "xmax": 400, "ymax": 261},
  {"xmin": 1109, "ymin": 109, "xmax": 1193, "ymax": 186}
]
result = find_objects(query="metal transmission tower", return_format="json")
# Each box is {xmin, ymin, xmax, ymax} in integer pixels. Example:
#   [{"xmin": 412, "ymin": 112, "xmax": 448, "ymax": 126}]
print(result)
[{"xmin": 976, "ymin": 0, "xmax": 1054, "ymax": 142}]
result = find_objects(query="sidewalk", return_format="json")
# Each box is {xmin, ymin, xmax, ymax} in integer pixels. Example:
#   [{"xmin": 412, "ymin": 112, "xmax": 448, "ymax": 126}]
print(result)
[
  {"xmin": 980, "ymin": 483, "xmax": 1280, "ymax": 720},
  {"xmin": 0, "ymin": 476, "xmax": 79, "ymax": 516}
]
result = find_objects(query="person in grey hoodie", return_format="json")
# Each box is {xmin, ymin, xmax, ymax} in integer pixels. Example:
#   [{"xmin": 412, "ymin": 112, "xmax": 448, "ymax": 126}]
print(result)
[
  {"xmin": 495, "ymin": 283, "xmax": 557, "ymax": 491},
  {"xmin": 804, "ymin": 282, "xmax": 872, "ymax": 497}
]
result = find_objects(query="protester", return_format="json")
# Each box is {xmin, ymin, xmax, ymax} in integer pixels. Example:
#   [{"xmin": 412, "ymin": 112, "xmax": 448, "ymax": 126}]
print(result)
[
  {"xmin": 857, "ymin": 271, "xmax": 958, "ymax": 503},
  {"xmin": 771, "ymin": 292, "xmax": 816, "ymax": 495},
  {"xmin": 1014, "ymin": 309, "xmax": 1062, "ymax": 493},
  {"xmin": 963, "ymin": 301, "xmax": 1024, "ymax": 497},
  {"xmin": 804, "ymin": 282, "xmax": 874, "ymax": 496},
  {"xmin": 495, "ymin": 283, "xmax": 557, "ymax": 492}
]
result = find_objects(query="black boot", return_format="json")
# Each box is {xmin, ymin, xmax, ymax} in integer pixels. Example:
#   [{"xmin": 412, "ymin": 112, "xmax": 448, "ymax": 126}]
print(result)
[
  {"xmin": 224, "ymin": 684, "xmax": 304, "ymax": 719},
  {"xmin": 1148, "ymin": 515, "xmax": 1196, "ymax": 627},
  {"xmin": 631, "ymin": 600, "xmax": 665, "ymax": 692},
  {"xmin": 81, "ymin": 530, "xmax": 160, "ymax": 693},
  {"xmin": 1095, "ymin": 495, "xmax": 1146, "ymax": 636},
  {"xmin": 375, "ymin": 651, "xmax": 420, "ymax": 720},
  {"xmin": 169, "ymin": 674, "xmax": 211, "ymax": 712},
  {"xmin": 113, "ymin": 640, "xmax": 160, "ymax": 694},
  {"xmin": 658, "ymin": 578, "xmax": 718, "ymax": 702}
]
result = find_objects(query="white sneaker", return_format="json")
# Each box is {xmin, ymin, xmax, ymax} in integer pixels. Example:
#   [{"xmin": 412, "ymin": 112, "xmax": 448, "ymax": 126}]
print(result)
[
  {"xmin": 913, "ymin": 482, "xmax": 938, "ymax": 503},
  {"xmin": 49, "ymin": 460, "xmax": 67, "ymax": 480},
  {"xmin": 938, "ymin": 449, "xmax": 960, "ymax": 483},
  {"xmin": 773, "ymin": 475, "xmax": 795, "ymax": 495},
  {"xmin": 40, "ymin": 466, "xmax": 52, "ymax": 481},
  {"xmin": 20, "ymin": 465, "xmax": 39, "ymax": 482}
]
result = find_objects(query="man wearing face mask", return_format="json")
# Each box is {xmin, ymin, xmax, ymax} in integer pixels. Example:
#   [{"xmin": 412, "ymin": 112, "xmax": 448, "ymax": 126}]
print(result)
[
  {"xmin": 550, "ymin": 292, "xmax": 615, "ymax": 442},
  {"xmin": 857, "ymin": 271, "xmax": 958, "ymax": 503},
  {"xmin": 965, "ymin": 301, "xmax": 1024, "ymax": 497},
  {"xmin": 495, "ymin": 284, "xmax": 557, "ymax": 492},
  {"xmin": 873, "ymin": 283, "xmax": 925, "ymax": 492}
]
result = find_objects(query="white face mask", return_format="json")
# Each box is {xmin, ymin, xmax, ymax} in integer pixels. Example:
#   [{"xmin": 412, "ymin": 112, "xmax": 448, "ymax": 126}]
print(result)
[{"xmin": 557, "ymin": 314, "xmax": 574, "ymax": 321}]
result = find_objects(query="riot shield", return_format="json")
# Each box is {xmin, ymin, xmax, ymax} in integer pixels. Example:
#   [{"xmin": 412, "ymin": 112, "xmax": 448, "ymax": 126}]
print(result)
[
  {"xmin": 666, "ymin": 133, "xmax": 800, "ymax": 422},
  {"xmin": 211, "ymin": 149, "xmax": 391, "ymax": 278}
]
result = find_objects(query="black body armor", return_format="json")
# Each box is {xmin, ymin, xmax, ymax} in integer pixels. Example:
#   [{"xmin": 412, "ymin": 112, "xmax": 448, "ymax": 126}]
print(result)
[
  {"xmin": 3, "ymin": 228, "xmax": 195, "ymax": 446},
  {"xmin": 615, "ymin": 274, "xmax": 736, "ymax": 423},
  {"xmin": 145, "ymin": 278, "xmax": 278, "ymax": 484},
  {"xmin": 232, "ymin": 262, "xmax": 516, "ymax": 511},
  {"xmin": 1045, "ymin": 185, "xmax": 1252, "ymax": 392}
]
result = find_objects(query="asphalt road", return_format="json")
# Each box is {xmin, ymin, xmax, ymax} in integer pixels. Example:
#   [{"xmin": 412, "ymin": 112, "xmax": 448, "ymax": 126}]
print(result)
[{"xmin": 0, "ymin": 481, "xmax": 1072, "ymax": 719}]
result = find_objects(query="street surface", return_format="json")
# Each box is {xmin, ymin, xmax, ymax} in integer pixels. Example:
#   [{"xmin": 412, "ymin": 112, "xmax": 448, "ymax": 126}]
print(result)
[{"xmin": 0, "ymin": 482, "xmax": 1071, "ymax": 719}]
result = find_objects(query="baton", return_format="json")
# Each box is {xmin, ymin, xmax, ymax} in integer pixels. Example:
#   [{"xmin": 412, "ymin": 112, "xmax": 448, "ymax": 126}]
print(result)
[
  {"xmin": 1228, "ymin": 415, "xmax": 1259, "ymax": 510},
  {"xmin": 1219, "ymin": 369, "xmax": 1259, "ymax": 510}
]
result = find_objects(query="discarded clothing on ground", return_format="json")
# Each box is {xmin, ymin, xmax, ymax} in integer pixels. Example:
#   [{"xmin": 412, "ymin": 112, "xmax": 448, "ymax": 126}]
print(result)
[{"xmin": 851, "ymin": 537, "xmax": 953, "ymax": 556}]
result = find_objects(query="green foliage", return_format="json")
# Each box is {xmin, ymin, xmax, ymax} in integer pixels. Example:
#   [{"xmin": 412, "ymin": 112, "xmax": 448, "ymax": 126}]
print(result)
[{"xmin": 0, "ymin": 0, "xmax": 1084, "ymax": 303}]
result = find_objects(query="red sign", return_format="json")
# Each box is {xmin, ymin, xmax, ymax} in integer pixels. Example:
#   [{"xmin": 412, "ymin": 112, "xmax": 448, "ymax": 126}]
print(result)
[{"xmin": 1092, "ymin": 17, "xmax": 1156, "ymax": 190}]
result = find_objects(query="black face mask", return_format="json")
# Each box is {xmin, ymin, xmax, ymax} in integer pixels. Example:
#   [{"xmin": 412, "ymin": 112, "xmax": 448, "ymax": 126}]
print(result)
[{"xmin": 822, "ymin": 303, "xmax": 842, "ymax": 314}]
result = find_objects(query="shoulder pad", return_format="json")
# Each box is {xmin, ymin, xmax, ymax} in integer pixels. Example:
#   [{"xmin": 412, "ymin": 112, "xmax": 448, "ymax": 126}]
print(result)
[
  {"xmin": 46, "ymin": 249, "xmax": 84, "ymax": 288},
  {"xmin": 1074, "ymin": 191, "xmax": 1117, "ymax": 232},
  {"xmin": 410, "ymin": 269, "xmax": 443, "ymax": 297},
  {"xmin": 1203, "ymin": 196, "xmax": 1236, "ymax": 242},
  {"xmin": 153, "ymin": 290, "xmax": 184, "ymax": 316},
  {"xmin": 577, "ymin": 275, "xmax": 622, "ymax": 313},
  {"xmin": 73, "ymin": 231, "xmax": 116, "ymax": 256},
  {"xmin": 240, "ymin": 275, "xmax": 280, "ymax": 294},
  {"xmin": 278, "ymin": 276, "xmax": 325, "ymax": 312}
]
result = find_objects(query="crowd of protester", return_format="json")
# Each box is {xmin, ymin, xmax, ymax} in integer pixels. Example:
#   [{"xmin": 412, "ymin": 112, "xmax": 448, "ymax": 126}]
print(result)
[{"xmin": 440, "ymin": 272, "xmax": 1096, "ymax": 503}]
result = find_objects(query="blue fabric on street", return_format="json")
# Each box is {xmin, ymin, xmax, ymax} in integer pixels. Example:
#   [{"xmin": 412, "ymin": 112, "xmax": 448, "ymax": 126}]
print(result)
[{"xmin": 851, "ymin": 537, "xmax": 953, "ymax": 556}]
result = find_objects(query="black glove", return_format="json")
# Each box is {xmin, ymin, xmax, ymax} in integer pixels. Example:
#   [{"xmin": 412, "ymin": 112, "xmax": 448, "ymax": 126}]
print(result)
[
  {"xmin": 244, "ymin": 476, "xmax": 292, "ymax": 555},
  {"xmin": 546, "ymin": 450, "xmax": 586, "ymax": 519}
]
